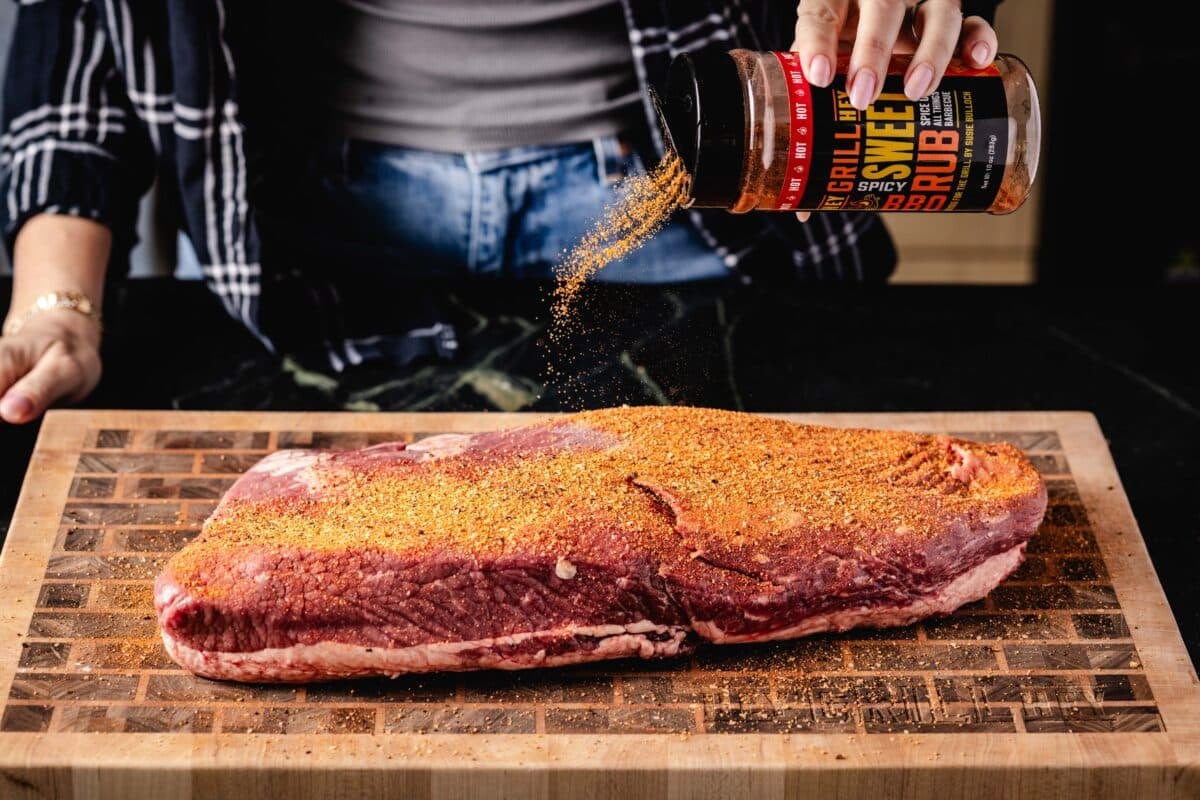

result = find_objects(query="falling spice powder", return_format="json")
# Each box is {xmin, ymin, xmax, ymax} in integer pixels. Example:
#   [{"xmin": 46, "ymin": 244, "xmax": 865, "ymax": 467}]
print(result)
[{"xmin": 549, "ymin": 150, "xmax": 689, "ymax": 336}]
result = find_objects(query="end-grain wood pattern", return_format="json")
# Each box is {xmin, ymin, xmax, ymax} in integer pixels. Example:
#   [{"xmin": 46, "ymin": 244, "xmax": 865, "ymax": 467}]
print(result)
[
  {"xmin": 1, "ymin": 411, "xmax": 1197, "ymax": 800},
  {"xmin": 0, "ymin": 423, "xmax": 1161, "ymax": 736}
]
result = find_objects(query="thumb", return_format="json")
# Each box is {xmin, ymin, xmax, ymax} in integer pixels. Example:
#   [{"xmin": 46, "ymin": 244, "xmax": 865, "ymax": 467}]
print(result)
[
  {"xmin": 0, "ymin": 345, "xmax": 77, "ymax": 424},
  {"xmin": 960, "ymin": 15, "xmax": 998, "ymax": 67},
  {"xmin": 0, "ymin": 340, "xmax": 39, "ymax": 423}
]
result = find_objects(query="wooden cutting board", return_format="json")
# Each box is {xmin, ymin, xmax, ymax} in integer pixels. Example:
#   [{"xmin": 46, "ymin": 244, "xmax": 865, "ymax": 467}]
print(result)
[{"xmin": 1, "ymin": 410, "xmax": 1197, "ymax": 799}]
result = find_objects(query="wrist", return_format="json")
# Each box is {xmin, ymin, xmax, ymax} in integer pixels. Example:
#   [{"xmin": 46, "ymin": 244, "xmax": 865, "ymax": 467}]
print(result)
[
  {"xmin": 3, "ymin": 290, "xmax": 103, "ymax": 340},
  {"xmin": 3, "ymin": 306, "xmax": 103, "ymax": 351}
]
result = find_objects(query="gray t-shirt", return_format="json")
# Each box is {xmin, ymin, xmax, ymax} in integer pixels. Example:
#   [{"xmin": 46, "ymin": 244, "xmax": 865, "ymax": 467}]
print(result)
[{"xmin": 314, "ymin": 0, "xmax": 645, "ymax": 152}]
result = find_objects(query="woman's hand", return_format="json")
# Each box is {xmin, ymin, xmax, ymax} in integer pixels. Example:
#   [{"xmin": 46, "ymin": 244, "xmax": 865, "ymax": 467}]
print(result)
[
  {"xmin": 1, "ymin": 213, "xmax": 112, "ymax": 424},
  {"xmin": 791, "ymin": 0, "xmax": 998, "ymax": 108},
  {"xmin": 789, "ymin": 0, "xmax": 999, "ymax": 221},
  {"xmin": 0, "ymin": 312, "xmax": 102, "ymax": 424}
]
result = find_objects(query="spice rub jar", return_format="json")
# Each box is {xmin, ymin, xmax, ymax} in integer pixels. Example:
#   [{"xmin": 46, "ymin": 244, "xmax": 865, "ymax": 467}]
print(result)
[{"xmin": 660, "ymin": 50, "xmax": 1040, "ymax": 214}]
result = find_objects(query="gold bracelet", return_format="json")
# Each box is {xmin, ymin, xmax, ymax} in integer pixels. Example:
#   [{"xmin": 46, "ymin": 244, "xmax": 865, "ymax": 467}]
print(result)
[{"xmin": 2, "ymin": 291, "xmax": 102, "ymax": 337}]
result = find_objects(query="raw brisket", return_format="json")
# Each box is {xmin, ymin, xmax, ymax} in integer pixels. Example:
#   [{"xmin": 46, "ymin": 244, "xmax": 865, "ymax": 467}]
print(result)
[{"xmin": 154, "ymin": 407, "xmax": 1047, "ymax": 682}]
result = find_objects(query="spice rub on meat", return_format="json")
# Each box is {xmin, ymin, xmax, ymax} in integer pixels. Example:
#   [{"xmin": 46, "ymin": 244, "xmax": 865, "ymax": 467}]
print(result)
[{"xmin": 154, "ymin": 407, "xmax": 1048, "ymax": 683}]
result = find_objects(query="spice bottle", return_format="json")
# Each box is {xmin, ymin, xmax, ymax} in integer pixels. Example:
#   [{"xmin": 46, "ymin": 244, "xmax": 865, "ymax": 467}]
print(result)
[{"xmin": 660, "ymin": 50, "xmax": 1040, "ymax": 214}]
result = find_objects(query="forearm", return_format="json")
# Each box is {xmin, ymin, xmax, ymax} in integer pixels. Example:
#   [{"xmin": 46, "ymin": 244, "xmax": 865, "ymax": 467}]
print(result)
[{"xmin": 5, "ymin": 214, "xmax": 112, "ymax": 344}]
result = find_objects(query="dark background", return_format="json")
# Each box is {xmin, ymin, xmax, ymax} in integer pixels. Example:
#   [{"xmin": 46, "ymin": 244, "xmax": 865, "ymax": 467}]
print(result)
[{"xmin": 1040, "ymin": 1, "xmax": 1200, "ymax": 283}]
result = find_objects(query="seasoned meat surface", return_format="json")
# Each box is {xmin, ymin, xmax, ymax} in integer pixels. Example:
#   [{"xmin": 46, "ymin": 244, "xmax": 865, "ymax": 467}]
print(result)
[{"xmin": 155, "ymin": 407, "xmax": 1047, "ymax": 682}]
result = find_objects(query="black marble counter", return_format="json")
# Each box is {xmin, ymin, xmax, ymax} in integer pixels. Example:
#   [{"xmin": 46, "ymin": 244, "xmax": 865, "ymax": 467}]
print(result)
[{"xmin": 2, "ymin": 277, "xmax": 1197, "ymax": 668}]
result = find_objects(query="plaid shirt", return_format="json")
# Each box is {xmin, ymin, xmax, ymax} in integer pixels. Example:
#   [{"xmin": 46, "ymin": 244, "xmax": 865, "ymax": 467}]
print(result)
[{"xmin": 1, "ymin": 1, "xmax": 997, "ymax": 369}]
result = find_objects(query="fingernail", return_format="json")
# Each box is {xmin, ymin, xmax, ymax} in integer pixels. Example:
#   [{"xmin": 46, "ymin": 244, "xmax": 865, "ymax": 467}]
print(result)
[
  {"xmin": 972, "ymin": 42, "xmax": 992, "ymax": 66},
  {"xmin": 904, "ymin": 63, "xmax": 934, "ymax": 101},
  {"xmin": 849, "ymin": 69, "xmax": 876, "ymax": 110},
  {"xmin": 808, "ymin": 54, "xmax": 832, "ymax": 87},
  {"xmin": 0, "ymin": 393, "xmax": 33, "ymax": 423}
]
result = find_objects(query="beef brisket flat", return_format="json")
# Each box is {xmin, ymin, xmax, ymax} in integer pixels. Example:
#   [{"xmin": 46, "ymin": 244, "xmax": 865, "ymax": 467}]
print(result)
[{"xmin": 155, "ymin": 407, "xmax": 1047, "ymax": 683}]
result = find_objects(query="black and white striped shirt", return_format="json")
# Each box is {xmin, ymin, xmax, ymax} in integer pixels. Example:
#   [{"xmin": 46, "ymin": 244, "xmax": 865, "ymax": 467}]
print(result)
[{"xmin": 2, "ymin": 1, "xmax": 994, "ymax": 370}]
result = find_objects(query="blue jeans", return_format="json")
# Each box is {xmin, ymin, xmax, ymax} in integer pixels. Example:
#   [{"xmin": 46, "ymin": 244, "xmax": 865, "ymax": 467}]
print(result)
[{"xmin": 299, "ymin": 135, "xmax": 731, "ymax": 283}]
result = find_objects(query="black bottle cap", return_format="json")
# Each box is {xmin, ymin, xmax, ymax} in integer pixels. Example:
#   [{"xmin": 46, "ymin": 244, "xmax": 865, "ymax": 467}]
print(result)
[{"xmin": 662, "ymin": 51, "xmax": 745, "ymax": 209}]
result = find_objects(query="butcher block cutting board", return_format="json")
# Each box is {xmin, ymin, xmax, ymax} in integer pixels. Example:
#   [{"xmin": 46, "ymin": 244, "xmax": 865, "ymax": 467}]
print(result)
[{"xmin": 1, "ymin": 410, "xmax": 1197, "ymax": 799}]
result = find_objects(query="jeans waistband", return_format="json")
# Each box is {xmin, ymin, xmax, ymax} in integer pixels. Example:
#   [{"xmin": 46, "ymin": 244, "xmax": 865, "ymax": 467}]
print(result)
[{"xmin": 323, "ymin": 133, "xmax": 633, "ymax": 177}]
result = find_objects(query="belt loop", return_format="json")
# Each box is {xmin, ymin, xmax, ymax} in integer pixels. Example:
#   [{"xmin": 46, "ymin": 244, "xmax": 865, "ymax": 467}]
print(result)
[
  {"xmin": 592, "ymin": 137, "xmax": 608, "ymax": 185},
  {"xmin": 594, "ymin": 136, "xmax": 623, "ymax": 186}
]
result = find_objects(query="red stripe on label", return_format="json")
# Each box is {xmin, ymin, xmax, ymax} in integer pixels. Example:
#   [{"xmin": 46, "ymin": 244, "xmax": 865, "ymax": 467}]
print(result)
[{"xmin": 772, "ymin": 52, "xmax": 814, "ymax": 211}]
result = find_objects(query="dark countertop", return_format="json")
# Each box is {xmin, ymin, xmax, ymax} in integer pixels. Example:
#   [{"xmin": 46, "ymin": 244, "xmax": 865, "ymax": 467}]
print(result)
[{"xmin": 2, "ymin": 277, "xmax": 1198, "ymax": 669}]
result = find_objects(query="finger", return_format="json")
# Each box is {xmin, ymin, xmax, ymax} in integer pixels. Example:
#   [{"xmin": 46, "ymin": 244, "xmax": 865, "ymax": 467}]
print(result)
[
  {"xmin": 792, "ymin": 0, "xmax": 850, "ymax": 87},
  {"xmin": 0, "ymin": 340, "xmax": 30, "ymax": 394},
  {"xmin": 795, "ymin": 211, "xmax": 812, "ymax": 223},
  {"xmin": 847, "ymin": 0, "xmax": 909, "ymax": 110},
  {"xmin": 0, "ymin": 393, "xmax": 35, "ymax": 424},
  {"xmin": 0, "ymin": 348, "xmax": 82, "ymax": 424},
  {"xmin": 905, "ymin": 0, "xmax": 964, "ymax": 100},
  {"xmin": 959, "ymin": 14, "xmax": 998, "ymax": 68},
  {"xmin": 0, "ymin": 341, "xmax": 36, "ymax": 424}
]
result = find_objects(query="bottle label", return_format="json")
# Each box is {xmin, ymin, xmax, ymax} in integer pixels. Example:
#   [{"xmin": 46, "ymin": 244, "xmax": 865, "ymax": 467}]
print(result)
[
  {"xmin": 771, "ymin": 52, "xmax": 1009, "ymax": 212},
  {"xmin": 772, "ymin": 52, "xmax": 817, "ymax": 210}
]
